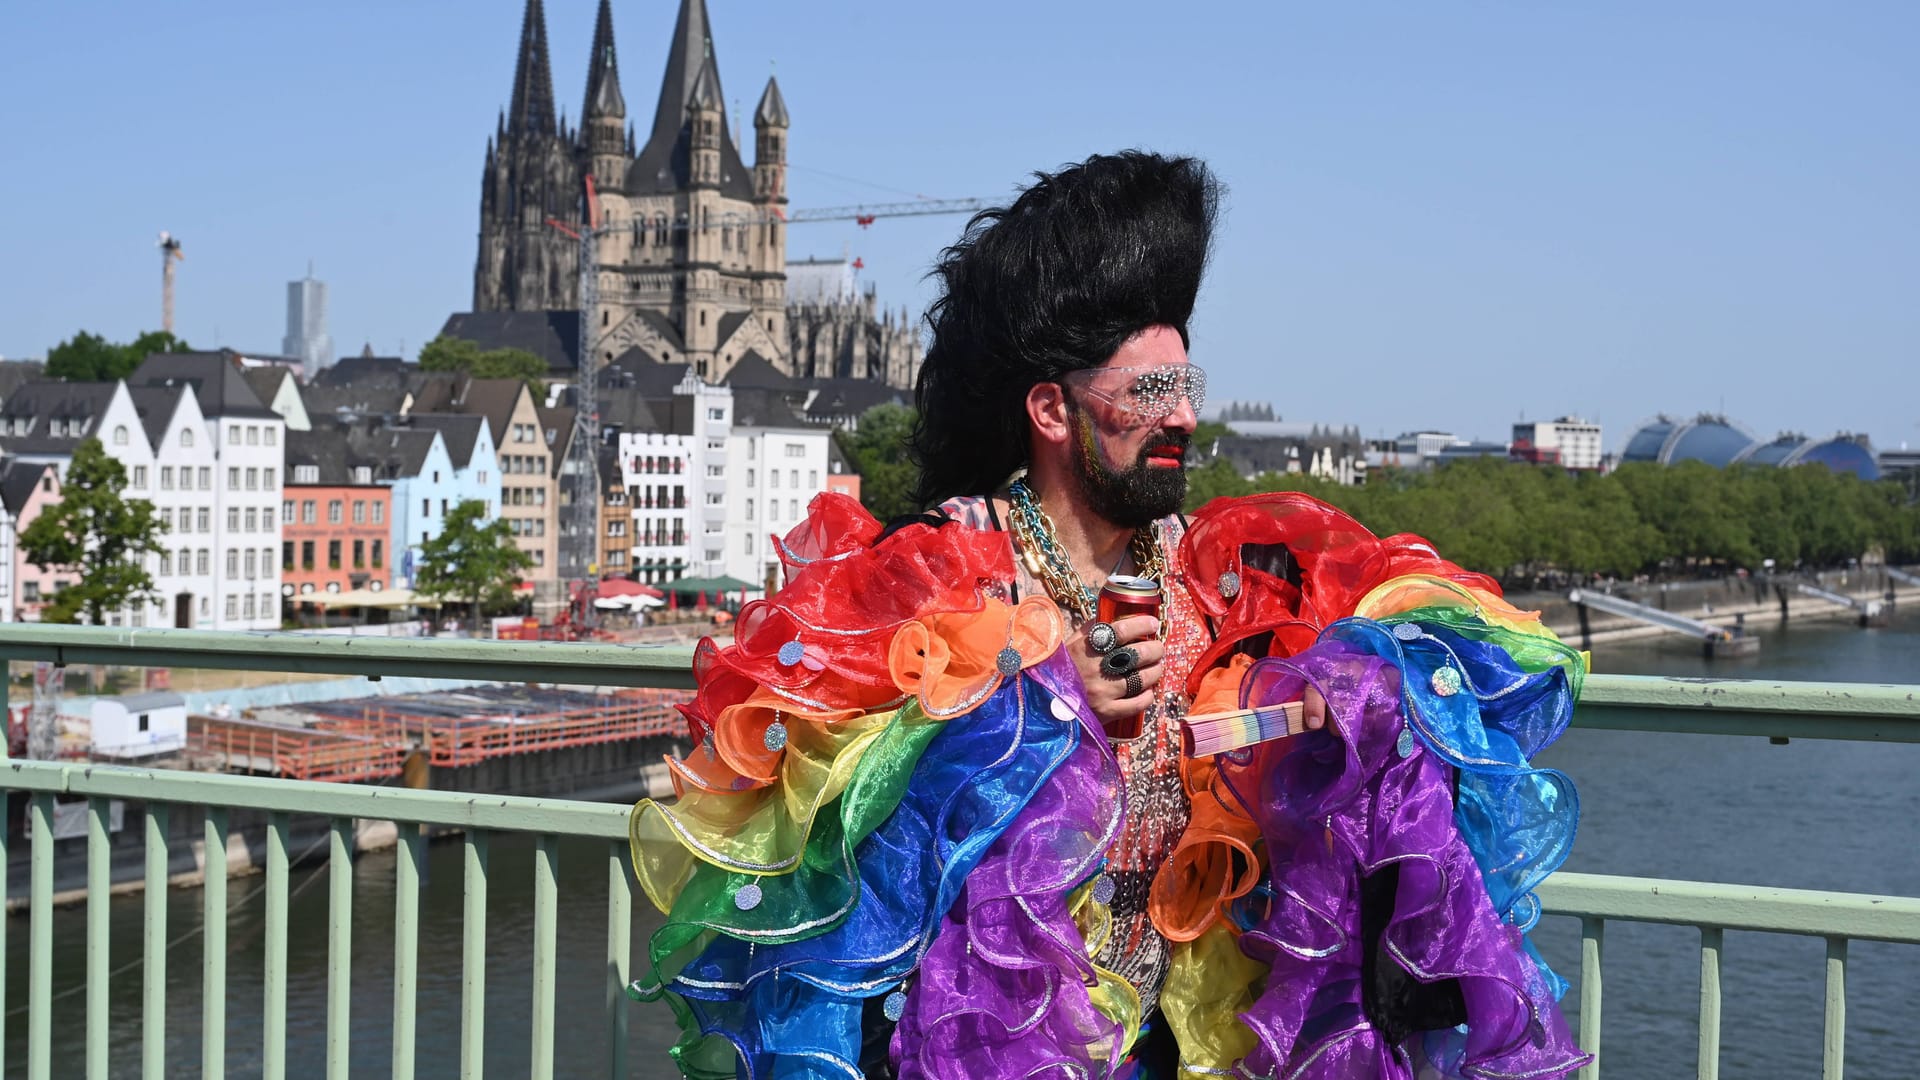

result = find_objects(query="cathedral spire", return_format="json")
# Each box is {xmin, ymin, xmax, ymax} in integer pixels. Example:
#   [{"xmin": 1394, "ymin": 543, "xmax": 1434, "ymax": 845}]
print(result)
[
  {"xmin": 583, "ymin": 0, "xmax": 626, "ymax": 122},
  {"xmin": 505, "ymin": 0, "xmax": 557, "ymax": 136},
  {"xmin": 644, "ymin": 0, "xmax": 723, "ymax": 154}
]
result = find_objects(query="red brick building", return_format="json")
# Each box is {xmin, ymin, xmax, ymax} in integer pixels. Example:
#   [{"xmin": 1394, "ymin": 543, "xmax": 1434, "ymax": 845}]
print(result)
[{"xmin": 281, "ymin": 432, "xmax": 393, "ymax": 608}]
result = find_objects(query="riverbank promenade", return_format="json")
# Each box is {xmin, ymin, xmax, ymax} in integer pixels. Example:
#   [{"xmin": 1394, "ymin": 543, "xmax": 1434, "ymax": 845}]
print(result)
[{"xmin": 3, "ymin": 623, "xmax": 1918, "ymax": 1080}]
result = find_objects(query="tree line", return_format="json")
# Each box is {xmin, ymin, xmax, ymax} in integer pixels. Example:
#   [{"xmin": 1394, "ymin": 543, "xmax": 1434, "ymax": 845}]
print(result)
[{"xmin": 836, "ymin": 407, "xmax": 1917, "ymax": 585}]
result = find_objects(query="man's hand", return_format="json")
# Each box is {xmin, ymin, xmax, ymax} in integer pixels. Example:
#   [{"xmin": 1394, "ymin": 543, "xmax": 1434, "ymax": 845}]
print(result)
[
  {"xmin": 1300, "ymin": 686, "xmax": 1331, "ymax": 734},
  {"xmin": 1070, "ymin": 615, "xmax": 1163, "ymax": 732}
]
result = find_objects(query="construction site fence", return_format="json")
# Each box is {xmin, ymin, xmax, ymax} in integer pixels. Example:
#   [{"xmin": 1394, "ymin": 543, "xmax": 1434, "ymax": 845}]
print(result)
[{"xmin": 310, "ymin": 689, "xmax": 686, "ymax": 769}]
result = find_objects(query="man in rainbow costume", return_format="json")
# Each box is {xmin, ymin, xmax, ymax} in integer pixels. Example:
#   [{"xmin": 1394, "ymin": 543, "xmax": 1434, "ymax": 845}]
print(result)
[{"xmin": 629, "ymin": 151, "xmax": 1589, "ymax": 1079}]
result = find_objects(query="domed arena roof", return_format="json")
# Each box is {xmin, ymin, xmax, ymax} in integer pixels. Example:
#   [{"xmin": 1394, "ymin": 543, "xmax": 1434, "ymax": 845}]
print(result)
[
  {"xmin": 1786, "ymin": 435, "xmax": 1880, "ymax": 480},
  {"xmin": 1621, "ymin": 417, "xmax": 1678, "ymax": 464},
  {"xmin": 1733, "ymin": 433, "xmax": 1806, "ymax": 467},
  {"xmin": 1659, "ymin": 415, "xmax": 1756, "ymax": 467}
]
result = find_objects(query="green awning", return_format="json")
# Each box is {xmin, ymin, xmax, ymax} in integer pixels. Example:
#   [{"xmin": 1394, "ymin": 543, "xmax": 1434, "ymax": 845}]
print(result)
[{"xmin": 656, "ymin": 574, "xmax": 756, "ymax": 593}]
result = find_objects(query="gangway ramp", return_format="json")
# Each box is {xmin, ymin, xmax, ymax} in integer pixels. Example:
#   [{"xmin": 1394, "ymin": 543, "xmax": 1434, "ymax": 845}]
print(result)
[
  {"xmin": 1793, "ymin": 582, "xmax": 1887, "ymax": 627},
  {"xmin": 1567, "ymin": 588, "xmax": 1760, "ymax": 657},
  {"xmin": 1887, "ymin": 566, "xmax": 1920, "ymax": 588}
]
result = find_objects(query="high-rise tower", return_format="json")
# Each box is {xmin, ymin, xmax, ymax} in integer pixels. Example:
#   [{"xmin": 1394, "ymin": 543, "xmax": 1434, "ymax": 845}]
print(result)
[{"xmin": 283, "ymin": 267, "xmax": 334, "ymax": 377}]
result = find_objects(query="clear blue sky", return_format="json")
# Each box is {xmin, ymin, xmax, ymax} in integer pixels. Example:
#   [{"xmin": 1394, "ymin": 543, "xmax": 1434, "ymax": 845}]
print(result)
[{"xmin": 2, "ymin": 1, "xmax": 1914, "ymax": 452}]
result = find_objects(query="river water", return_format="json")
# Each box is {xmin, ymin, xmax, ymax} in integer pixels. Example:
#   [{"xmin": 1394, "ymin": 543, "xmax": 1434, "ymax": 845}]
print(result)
[{"xmin": 8, "ymin": 611, "xmax": 1918, "ymax": 1077}]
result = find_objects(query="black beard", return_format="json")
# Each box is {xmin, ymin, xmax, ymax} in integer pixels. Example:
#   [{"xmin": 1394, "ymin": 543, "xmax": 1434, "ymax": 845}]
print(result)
[{"xmin": 1069, "ymin": 413, "xmax": 1190, "ymax": 529}]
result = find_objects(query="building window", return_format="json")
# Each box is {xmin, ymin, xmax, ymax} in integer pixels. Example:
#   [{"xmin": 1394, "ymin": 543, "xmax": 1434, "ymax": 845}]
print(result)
[
  {"xmin": 113, "ymin": 425, "xmax": 129, "ymax": 445},
  {"xmin": 160, "ymin": 551, "xmax": 173, "ymax": 576},
  {"xmin": 352, "ymin": 540, "xmax": 365, "ymax": 569},
  {"xmin": 328, "ymin": 540, "xmax": 341, "ymax": 569},
  {"xmin": 785, "ymin": 444, "xmax": 804, "ymax": 458},
  {"xmin": 352, "ymin": 500, "xmax": 366, "ymax": 524},
  {"xmin": 244, "ymin": 549, "xmax": 257, "ymax": 579},
  {"xmin": 808, "ymin": 469, "xmax": 818, "ymax": 487},
  {"xmin": 226, "ymin": 550, "xmax": 239, "ymax": 579},
  {"xmin": 197, "ymin": 549, "xmax": 210, "ymax": 575},
  {"xmin": 707, "ymin": 408, "xmax": 724, "ymax": 422},
  {"xmin": 227, "ymin": 425, "xmax": 240, "ymax": 445},
  {"xmin": 265, "ymin": 428, "xmax": 277, "ymax": 446},
  {"xmin": 440, "ymin": 499, "xmax": 448, "ymax": 516},
  {"xmin": 228, "ymin": 467, "xmax": 239, "ymax": 488},
  {"xmin": 227, "ymin": 508, "xmax": 240, "ymax": 532},
  {"xmin": 180, "ymin": 428, "xmax": 194, "ymax": 448},
  {"xmin": 421, "ymin": 498, "xmax": 430, "ymax": 517},
  {"xmin": 301, "ymin": 500, "xmax": 316, "ymax": 524},
  {"xmin": 302, "ymin": 540, "xmax": 315, "ymax": 569},
  {"xmin": 789, "ymin": 470, "xmax": 799, "ymax": 488},
  {"xmin": 328, "ymin": 500, "xmax": 343, "ymax": 524},
  {"xmin": 246, "ymin": 426, "xmax": 259, "ymax": 445},
  {"xmin": 743, "ymin": 534, "xmax": 753, "ymax": 555},
  {"xmin": 199, "ymin": 467, "xmax": 211, "ymax": 489},
  {"xmin": 372, "ymin": 540, "xmax": 383, "ymax": 568},
  {"xmin": 244, "ymin": 593, "xmax": 256, "ymax": 619},
  {"xmin": 372, "ymin": 501, "xmax": 384, "ymax": 524},
  {"xmin": 789, "ymin": 500, "xmax": 798, "ymax": 520},
  {"xmin": 264, "ymin": 468, "xmax": 275, "ymax": 489},
  {"xmin": 197, "ymin": 508, "xmax": 210, "ymax": 532},
  {"xmin": 177, "ymin": 507, "xmax": 190, "ymax": 532},
  {"xmin": 161, "ymin": 467, "xmax": 174, "ymax": 490},
  {"xmin": 282, "ymin": 542, "xmax": 294, "ymax": 570},
  {"xmin": 132, "ymin": 466, "xmax": 147, "ymax": 488},
  {"xmin": 226, "ymin": 596, "xmax": 239, "ymax": 619},
  {"xmin": 283, "ymin": 500, "xmax": 294, "ymax": 524},
  {"xmin": 770, "ymin": 470, "xmax": 779, "ymax": 489},
  {"xmin": 745, "ymin": 499, "xmax": 753, "ymax": 521},
  {"xmin": 244, "ymin": 508, "xmax": 257, "ymax": 532},
  {"xmin": 245, "ymin": 468, "xmax": 258, "ymax": 490}
]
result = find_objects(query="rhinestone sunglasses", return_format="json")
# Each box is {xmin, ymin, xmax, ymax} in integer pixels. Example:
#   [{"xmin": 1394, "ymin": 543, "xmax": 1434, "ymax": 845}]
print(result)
[{"xmin": 1060, "ymin": 363, "xmax": 1208, "ymax": 428}]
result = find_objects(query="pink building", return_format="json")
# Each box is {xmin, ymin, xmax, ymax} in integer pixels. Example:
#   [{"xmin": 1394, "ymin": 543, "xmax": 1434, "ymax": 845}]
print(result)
[{"xmin": 2, "ymin": 461, "xmax": 66, "ymax": 622}]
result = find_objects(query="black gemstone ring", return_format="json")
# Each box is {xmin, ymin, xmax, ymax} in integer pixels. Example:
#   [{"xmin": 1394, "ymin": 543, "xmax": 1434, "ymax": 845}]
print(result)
[
  {"xmin": 1124, "ymin": 672, "xmax": 1144, "ymax": 698},
  {"xmin": 1100, "ymin": 646, "xmax": 1140, "ymax": 680},
  {"xmin": 1085, "ymin": 621, "xmax": 1119, "ymax": 655}
]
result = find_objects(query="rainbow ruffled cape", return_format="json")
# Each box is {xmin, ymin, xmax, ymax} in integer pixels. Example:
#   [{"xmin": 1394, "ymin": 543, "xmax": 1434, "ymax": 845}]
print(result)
[{"xmin": 629, "ymin": 492, "xmax": 1589, "ymax": 1079}]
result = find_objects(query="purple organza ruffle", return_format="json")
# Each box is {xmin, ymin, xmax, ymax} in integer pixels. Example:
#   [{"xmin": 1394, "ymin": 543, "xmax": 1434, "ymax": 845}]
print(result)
[
  {"xmin": 1227, "ymin": 641, "xmax": 1589, "ymax": 1079},
  {"xmin": 890, "ymin": 651, "xmax": 1132, "ymax": 1078}
]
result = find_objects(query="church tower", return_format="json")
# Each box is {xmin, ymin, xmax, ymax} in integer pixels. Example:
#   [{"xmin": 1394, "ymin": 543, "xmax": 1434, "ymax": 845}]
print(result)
[
  {"xmin": 753, "ymin": 76, "xmax": 790, "ymax": 350},
  {"xmin": 474, "ymin": 0, "xmax": 581, "ymax": 313},
  {"xmin": 581, "ymin": 0, "xmax": 627, "ymax": 193}
]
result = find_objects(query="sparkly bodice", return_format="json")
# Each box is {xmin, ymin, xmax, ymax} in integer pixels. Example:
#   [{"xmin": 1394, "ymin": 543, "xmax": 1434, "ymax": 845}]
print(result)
[{"xmin": 938, "ymin": 496, "xmax": 1208, "ymax": 1017}]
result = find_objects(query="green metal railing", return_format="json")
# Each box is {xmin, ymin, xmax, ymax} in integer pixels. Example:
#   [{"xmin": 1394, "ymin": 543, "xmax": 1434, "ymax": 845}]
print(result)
[{"xmin": 1, "ymin": 623, "xmax": 1917, "ymax": 1080}]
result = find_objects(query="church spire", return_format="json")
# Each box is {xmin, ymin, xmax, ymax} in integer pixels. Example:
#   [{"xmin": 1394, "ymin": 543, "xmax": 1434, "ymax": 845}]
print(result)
[
  {"xmin": 505, "ymin": 0, "xmax": 557, "ymax": 136},
  {"xmin": 643, "ymin": 0, "xmax": 723, "ymax": 156},
  {"xmin": 583, "ymin": 0, "xmax": 625, "ymax": 122}
]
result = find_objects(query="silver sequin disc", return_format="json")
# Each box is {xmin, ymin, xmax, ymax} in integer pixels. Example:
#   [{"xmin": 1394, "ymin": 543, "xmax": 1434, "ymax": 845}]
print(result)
[
  {"xmin": 996, "ymin": 646, "xmax": 1023, "ymax": 676},
  {"xmin": 1430, "ymin": 666, "xmax": 1463, "ymax": 697},
  {"xmin": 1392, "ymin": 622, "xmax": 1423, "ymax": 642},
  {"xmin": 1217, "ymin": 571, "xmax": 1241, "ymax": 599},
  {"xmin": 882, "ymin": 990, "xmax": 908, "ymax": 1022},
  {"xmin": 763, "ymin": 721, "xmax": 789, "ymax": 752},
  {"xmin": 1091, "ymin": 874, "xmax": 1116, "ymax": 906},
  {"xmin": 777, "ymin": 639, "xmax": 806, "ymax": 667},
  {"xmin": 1396, "ymin": 726, "xmax": 1417, "ymax": 759},
  {"xmin": 1050, "ymin": 698, "xmax": 1078, "ymax": 724},
  {"xmin": 734, "ymin": 883, "xmax": 763, "ymax": 911}
]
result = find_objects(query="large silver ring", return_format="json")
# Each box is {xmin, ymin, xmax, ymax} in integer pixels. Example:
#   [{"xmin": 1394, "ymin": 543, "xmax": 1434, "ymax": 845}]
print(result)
[
  {"xmin": 1085, "ymin": 621, "xmax": 1118, "ymax": 655},
  {"xmin": 1124, "ymin": 671, "xmax": 1143, "ymax": 698},
  {"xmin": 1100, "ymin": 646, "xmax": 1140, "ymax": 680}
]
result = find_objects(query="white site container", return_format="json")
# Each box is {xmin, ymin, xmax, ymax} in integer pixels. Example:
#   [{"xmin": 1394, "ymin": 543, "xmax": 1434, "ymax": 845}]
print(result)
[{"xmin": 90, "ymin": 692, "xmax": 188, "ymax": 759}]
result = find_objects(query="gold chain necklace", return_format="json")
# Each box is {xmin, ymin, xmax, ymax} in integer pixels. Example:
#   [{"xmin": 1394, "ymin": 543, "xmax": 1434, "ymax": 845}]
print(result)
[{"xmin": 1006, "ymin": 480, "xmax": 1165, "ymax": 625}]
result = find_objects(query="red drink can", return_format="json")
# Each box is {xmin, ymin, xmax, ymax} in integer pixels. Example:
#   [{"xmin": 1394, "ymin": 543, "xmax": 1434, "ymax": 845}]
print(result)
[{"xmin": 1097, "ymin": 575, "xmax": 1162, "ymax": 740}]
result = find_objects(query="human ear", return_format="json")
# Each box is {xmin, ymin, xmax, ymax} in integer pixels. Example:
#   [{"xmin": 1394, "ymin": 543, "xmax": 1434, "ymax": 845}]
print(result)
[{"xmin": 1024, "ymin": 381, "xmax": 1072, "ymax": 447}]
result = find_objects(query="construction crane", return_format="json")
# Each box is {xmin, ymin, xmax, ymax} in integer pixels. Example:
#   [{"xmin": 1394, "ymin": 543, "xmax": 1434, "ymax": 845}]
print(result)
[
  {"xmin": 545, "ymin": 188, "xmax": 988, "ymax": 585},
  {"xmin": 158, "ymin": 231, "xmax": 184, "ymax": 334}
]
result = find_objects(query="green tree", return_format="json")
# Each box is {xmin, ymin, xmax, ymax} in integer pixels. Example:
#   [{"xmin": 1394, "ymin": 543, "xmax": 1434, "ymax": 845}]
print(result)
[
  {"xmin": 45, "ymin": 330, "xmax": 190, "ymax": 382},
  {"xmin": 418, "ymin": 336, "xmax": 548, "ymax": 385},
  {"xmin": 833, "ymin": 404, "xmax": 921, "ymax": 521},
  {"xmin": 412, "ymin": 499, "xmax": 535, "ymax": 635},
  {"xmin": 21, "ymin": 438, "xmax": 170, "ymax": 624}
]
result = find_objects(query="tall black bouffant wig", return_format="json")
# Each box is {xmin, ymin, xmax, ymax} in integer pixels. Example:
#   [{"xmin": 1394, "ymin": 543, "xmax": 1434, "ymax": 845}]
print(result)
[{"xmin": 908, "ymin": 150, "xmax": 1221, "ymax": 508}]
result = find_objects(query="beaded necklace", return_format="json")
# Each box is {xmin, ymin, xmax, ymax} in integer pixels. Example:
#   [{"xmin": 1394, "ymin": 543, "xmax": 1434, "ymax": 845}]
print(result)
[{"xmin": 1005, "ymin": 478, "xmax": 1165, "ymax": 625}]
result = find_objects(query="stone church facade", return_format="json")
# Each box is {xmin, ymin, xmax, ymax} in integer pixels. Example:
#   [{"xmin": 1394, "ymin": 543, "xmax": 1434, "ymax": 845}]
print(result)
[{"xmin": 472, "ymin": 0, "xmax": 918, "ymax": 391}]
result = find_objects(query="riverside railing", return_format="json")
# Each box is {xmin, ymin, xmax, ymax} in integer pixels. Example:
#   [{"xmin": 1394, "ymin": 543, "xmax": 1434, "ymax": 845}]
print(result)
[{"xmin": 1, "ymin": 623, "xmax": 1917, "ymax": 1080}]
